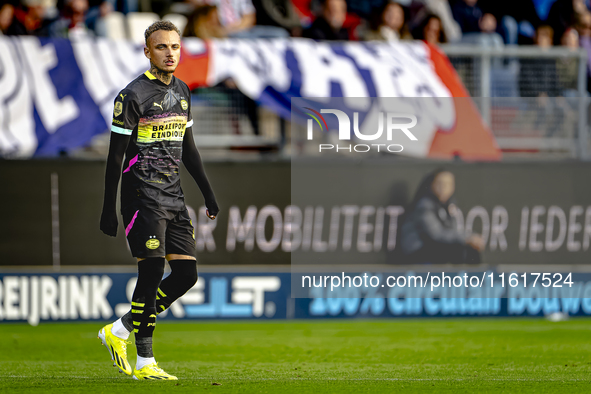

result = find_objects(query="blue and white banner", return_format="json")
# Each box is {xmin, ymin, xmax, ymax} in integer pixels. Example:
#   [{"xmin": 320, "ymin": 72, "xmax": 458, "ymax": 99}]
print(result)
[
  {"xmin": 0, "ymin": 36, "xmax": 498, "ymax": 160},
  {"xmin": 0, "ymin": 37, "xmax": 147, "ymax": 158}
]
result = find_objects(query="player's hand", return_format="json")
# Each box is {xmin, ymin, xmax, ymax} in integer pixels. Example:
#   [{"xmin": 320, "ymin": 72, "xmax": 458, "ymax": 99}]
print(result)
[
  {"xmin": 100, "ymin": 209, "xmax": 118, "ymax": 237},
  {"xmin": 206, "ymin": 209, "xmax": 217, "ymax": 220},
  {"xmin": 206, "ymin": 201, "xmax": 219, "ymax": 220}
]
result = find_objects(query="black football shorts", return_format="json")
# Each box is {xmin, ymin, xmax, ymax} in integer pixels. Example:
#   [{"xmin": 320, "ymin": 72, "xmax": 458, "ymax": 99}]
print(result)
[{"xmin": 122, "ymin": 203, "xmax": 196, "ymax": 258}]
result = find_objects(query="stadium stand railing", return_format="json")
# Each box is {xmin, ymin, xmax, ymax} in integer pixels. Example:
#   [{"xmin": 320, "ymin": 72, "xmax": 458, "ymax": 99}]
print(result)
[
  {"xmin": 184, "ymin": 45, "xmax": 590, "ymax": 160},
  {"xmin": 441, "ymin": 45, "xmax": 589, "ymax": 159}
]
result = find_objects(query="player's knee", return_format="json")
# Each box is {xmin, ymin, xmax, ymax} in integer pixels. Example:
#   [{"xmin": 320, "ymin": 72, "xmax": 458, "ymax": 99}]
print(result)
[
  {"xmin": 180, "ymin": 263, "xmax": 198, "ymax": 290},
  {"xmin": 155, "ymin": 260, "xmax": 165, "ymax": 277},
  {"xmin": 186, "ymin": 266, "xmax": 198, "ymax": 288},
  {"xmin": 135, "ymin": 257, "xmax": 166, "ymax": 304},
  {"xmin": 169, "ymin": 259, "xmax": 198, "ymax": 291}
]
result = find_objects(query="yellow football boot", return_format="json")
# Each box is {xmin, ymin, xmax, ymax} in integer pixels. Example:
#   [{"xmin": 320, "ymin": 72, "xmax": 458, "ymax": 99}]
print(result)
[
  {"xmin": 132, "ymin": 363, "xmax": 178, "ymax": 380},
  {"xmin": 98, "ymin": 323, "xmax": 132, "ymax": 376}
]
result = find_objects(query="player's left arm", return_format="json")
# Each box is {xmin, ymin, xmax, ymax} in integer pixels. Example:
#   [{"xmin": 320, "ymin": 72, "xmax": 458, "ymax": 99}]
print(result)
[{"xmin": 182, "ymin": 111, "xmax": 219, "ymax": 220}]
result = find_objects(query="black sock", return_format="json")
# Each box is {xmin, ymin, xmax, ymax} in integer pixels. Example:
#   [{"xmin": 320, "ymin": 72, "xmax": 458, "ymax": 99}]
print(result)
[
  {"xmin": 130, "ymin": 257, "xmax": 165, "ymax": 358},
  {"xmin": 122, "ymin": 311, "xmax": 134, "ymax": 332},
  {"xmin": 156, "ymin": 260, "xmax": 198, "ymax": 314},
  {"xmin": 121, "ymin": 260, "xmax": 198, "ymax": 330},
  {"xmin": 135, "ymin": 337, "xmax": 153, "ymax": 359}
]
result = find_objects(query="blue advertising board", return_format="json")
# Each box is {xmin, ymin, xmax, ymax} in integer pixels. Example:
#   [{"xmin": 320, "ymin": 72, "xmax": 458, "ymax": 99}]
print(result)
[{"xmin": 2, "ymin": 272, "xmax": 591, "ymax": 325}]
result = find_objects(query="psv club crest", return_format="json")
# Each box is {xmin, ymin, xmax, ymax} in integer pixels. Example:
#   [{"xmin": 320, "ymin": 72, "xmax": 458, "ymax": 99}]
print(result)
[{"xmin": 113, "ymin": 102, "xmax": 123, "ymax": 117}]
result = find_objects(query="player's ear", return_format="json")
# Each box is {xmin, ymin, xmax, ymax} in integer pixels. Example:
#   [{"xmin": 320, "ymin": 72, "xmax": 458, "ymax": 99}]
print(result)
[{"xmin": 144, "ymin": 45, "xmax": 150, "ymax": 60}]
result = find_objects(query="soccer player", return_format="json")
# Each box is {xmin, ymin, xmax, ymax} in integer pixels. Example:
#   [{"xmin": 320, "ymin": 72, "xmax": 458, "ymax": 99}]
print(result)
[{"xmin": 97, "ymin": 21, "xmax": 219, "ymax": 381}]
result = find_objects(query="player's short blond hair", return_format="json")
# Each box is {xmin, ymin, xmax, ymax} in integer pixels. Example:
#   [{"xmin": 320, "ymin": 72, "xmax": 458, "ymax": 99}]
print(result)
[{"xmin": 144, "ymin": 21, "xmax": 181, "ymax": 46}]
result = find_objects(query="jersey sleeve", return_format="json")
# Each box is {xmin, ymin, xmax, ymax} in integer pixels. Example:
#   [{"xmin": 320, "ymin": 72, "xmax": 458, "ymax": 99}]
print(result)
[
  {"xmin": 186, "ymin": 108, "xmax": 193, "ymax": 130},
  {"xmin": 182, "ymin": 93, "xmax": 219, "ymax": 216},
  {"xmin": 111, "ymin": 89, "xmax": 140, "ymax": 136},
  {"xmin": 184, "ymin": 84, "xmax": 193, "ymax": 131}
]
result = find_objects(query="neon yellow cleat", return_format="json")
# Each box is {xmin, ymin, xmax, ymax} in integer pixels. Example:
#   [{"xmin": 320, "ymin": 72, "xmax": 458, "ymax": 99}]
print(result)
[
  {"xmin": 98, "ymin": 323, "xmax": 132, "ymax": 376},
  {"xmin": 132, "ymin": 363, "xmax": 178, "ymax": 380}
]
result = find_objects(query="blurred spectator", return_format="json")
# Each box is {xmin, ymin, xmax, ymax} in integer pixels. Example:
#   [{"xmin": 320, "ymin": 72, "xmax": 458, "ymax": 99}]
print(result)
[
  {"xmin": 399, "ymin": 169, "xmax": 483, "ymax": 265},
  {"xmin": 479, "ymin": 0, "xmax": 539, "ymax": 45},
  {"xmin": 109, "ymin": 0, "xmax": 137, "ymax": 14},
  {"xmin": 450, "ymin": 0, "xmax": 503, "ymax": 49},
  {"xmin": 0, "ymin": 0, "xmax": 16, "ymax": 34},
  {"xmin": 290, "ymin": 0, "xmax": 314, "ymax": 27},
  {"xmin": 520, "ymin": 25, "xmax": 565, "ymax": 136},
  {"xmin": 519, "ymin": 25, "xmax": 559, "ymax": 97},
  {"xmin": 85, "ymin": 0, "xmax": 113, "ymax": 36},
  {"xmin": 210, "ymin": 0, "xmax": 256, "ymax": 35},
  {"xmin": 3, "ymin": 0, "xmax": 55, "ymax": 35},
  {"xmin": 48, "ymin": 0, "xmax": 93, "ymax": 37},
  {"xmin": 557, "ymin": 28, "xmax": 580, "ymax": 93},
  {"xmin": 554, "ymin": 27, "xmax": 582, "ymax": 129},
  {"xmin": 253, "ymin": 0, "xmax": 302, "ymax": 36},
  {"xmin": 204, "ymin": 0, "xmax": 289, "ymax": 37},
  {"xmin": 412, "ymin": 12, "xmax": 446, "ymax": 44},
  {"xmin": 562, "ymin": 26, "xmax": 580, "ymax": 49},
  {"xmin": 183, "ymin": 4, "xmax": 226, "ymax": 38},
  {"xmin": 452, "ymin": 0, "xmax": 496, "ymax": 33},
  {"xmin": 303, "ymin": 0, "xmax": 348, "ymax": 40},
  {"xmin": 547, "ymin": 0, "xmax": 589, "ymax": 45},
  {"xmin": 363, "ymin": 1, "xmax": 409, "ymax": 42},
  {"xmin": 479, "ymin": 12, "xmax": 496, "ymax": 33},
  {"xmin": 409, "ymin": 0, "xmax": 461, "ymax": 42},
  {"xmin": 576, "ymin": 11, "xmax": 591, "ymax": 91}
]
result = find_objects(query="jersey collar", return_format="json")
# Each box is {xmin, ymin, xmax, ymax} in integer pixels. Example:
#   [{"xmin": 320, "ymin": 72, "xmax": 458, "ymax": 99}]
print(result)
[{"xmin": 144, "ymin": 70, "xmax": 174, "ymax": 86}]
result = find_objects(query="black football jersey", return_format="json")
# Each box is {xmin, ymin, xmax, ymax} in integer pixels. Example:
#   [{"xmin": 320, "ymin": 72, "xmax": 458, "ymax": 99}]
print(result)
[{"xmin": 111, "ymin": 70, "xmax": 193, "ymax": 210}]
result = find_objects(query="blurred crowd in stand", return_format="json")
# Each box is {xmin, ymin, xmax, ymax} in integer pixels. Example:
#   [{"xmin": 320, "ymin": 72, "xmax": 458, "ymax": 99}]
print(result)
[{"xmin": 0, "ymin": 0, "xmax": 588, "ymax": 44}]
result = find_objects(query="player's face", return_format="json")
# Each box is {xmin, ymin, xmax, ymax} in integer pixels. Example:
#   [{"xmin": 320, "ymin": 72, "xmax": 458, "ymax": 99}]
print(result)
[{"xmin": 145, "ymin": 30, "xmax": 181, "ymax": 73}]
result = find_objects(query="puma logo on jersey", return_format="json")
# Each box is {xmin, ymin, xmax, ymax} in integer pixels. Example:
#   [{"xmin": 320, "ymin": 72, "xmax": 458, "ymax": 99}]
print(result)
[
  {"xmin": 153, "ymin": 102, "xmax": 163, "ymax": 111},
  {"xmin": 119, "ymin": 93, "xmax": 127, "ymax": 101}
]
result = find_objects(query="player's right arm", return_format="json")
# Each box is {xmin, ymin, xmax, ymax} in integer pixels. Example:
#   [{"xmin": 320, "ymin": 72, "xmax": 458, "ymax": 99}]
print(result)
[{"xmin": 100, "ymin": 89, "xmax": 140, "ymax": 237}]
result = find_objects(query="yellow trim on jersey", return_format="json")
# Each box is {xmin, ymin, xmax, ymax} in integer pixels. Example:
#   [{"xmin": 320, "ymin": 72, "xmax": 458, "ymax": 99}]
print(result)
[{"xmin": 144, "ymin": 70, "xmax": 157, "ymax": 80}]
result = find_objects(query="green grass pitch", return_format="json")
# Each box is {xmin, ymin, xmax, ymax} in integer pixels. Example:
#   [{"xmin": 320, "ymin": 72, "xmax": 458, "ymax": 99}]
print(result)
[{"xmin": 1, "ymin": 318, "xmax": 591, "ymax": 393}]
